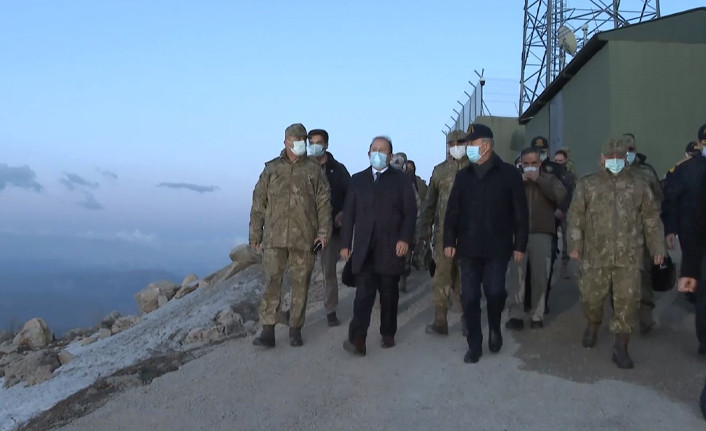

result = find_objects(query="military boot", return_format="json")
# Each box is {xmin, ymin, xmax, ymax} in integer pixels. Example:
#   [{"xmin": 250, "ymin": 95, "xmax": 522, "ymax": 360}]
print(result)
[
  {"xmin": 252, "ymin": 325, "xmax": 275, "ymax": 347},
  {"xmin": 289, "ymin": 327, "xmax": 303, "ymax": 347},
  {"xmin": 425, "ymin": 306, "xmax": 449, "ymax": 335},
  {"xmin": 612, "ymin": 334, "xmax": 634, "ymax": 369},
  {"xmin": 582, "ymin": 322, "xmax": 599, "ymax": 349}
]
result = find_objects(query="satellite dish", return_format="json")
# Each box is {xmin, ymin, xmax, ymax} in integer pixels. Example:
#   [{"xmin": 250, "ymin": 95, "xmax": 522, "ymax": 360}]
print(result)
[{"xmin": 558, "ymin": 25, "xmax": 578, "ymax": 55}]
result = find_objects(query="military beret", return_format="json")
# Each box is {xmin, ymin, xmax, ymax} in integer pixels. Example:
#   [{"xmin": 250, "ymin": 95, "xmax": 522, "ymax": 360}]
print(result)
[
  {"xmin": 460, "ymin": 123, "xmax": 494, "ymax": 142},
  {"xmin": 698, "ymin": 123, "xmax": 706, "ymax": 141},
  {"xmin": 446, "ymin": 130, "xmax": 466, "ymax": 144},
  {"xmin": 603, "ymin": 138, "xmax": 628, "ymax": 155},
  {"xmin": 530, "ymin": 136, "xmax": 549, "ymax": 150},
  {"xmin": 285, "ymin": 123, "xmax": 307, "ymax": 139}
]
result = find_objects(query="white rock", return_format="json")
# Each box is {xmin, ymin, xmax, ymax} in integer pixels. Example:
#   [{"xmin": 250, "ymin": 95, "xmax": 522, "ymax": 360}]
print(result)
[
  {"xmin": 181, "ymin": 274, "xmax": 198, "ymax": 289},
  {"xmin": 0, "ymin": 341, "xmax": 18, "ymax": 355},
  {"xmin": 135, "ymin": 280, "xmax": 179, "ymax": 314},
  {"xmin": 174, "ymin": 279, "xmax": 203, "ymax": 299},
  {"xmin": 111, "ymin": 316, "xmax": 141, "ymax": 335},
  {"xmin": 81, "ymin": 335, "xmax": 98, "ymax": 346},
  {"xmin": 2, "ymin": 350, "xmax": 60, "ymax": 388},
  {"xmin": 135, "ymin": 285, "xmax": 160, "ymax": 314},
  {"xmin": 100, "ymin": 311, "xmax": 121, "ymax": 329},
  {"xmin": 98, "ymin": 328, "xmax": 112, "ymax": 339},
  {"xmin": 58, "ymin": 350, "xmax": 75, "ymax": 365},
  {"xmin": 157, "ymin": 295, "xmax": 169, "ymax": 308},
  {"xmin": 12, "ymin": 318, "xmax": 53, "ymax": 349},
  {"xmin": 0, "ymin": 330, "xmax": 12, "ymax": 344}
]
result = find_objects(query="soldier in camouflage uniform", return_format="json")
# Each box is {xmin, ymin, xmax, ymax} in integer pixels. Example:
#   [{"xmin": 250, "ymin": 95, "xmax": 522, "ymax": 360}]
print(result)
[
  {"xmin": 568, "ymin": 137, "xmax": 665, "ymax": 369},
  {"xmin": 419, "ymin": 130, "xmax": 469, "ymax": 335},
  {"xmin": 623, "ymin": 133, "xmax": 664, "ymax": 333},
  {"xmin": 249, "ymin": 123, "xmax": 332, "ymax": 348}
]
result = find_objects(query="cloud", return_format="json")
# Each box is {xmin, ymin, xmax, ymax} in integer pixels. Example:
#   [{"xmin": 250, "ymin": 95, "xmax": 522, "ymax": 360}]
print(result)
[
  {"xmin": 59, "ymin": 173, "xmax": 99, "ymax": 191},
  {"xmin": 77, "ymin": 192, "xmax": 103, "ymax": 210},
  {"xmin": 96, "ymin": 168, "xmax": 118, "ymax": 180},
  {"xmin": 78, "ymin": 229, "xmax": 158, "ymax": 245},
  {"xmin": 0, "ymin": 163, "xmax": 43, "ymax": 192},
  {"xmin": 156, "ymin": 182, "xmax": 219, "ymax": 193}
]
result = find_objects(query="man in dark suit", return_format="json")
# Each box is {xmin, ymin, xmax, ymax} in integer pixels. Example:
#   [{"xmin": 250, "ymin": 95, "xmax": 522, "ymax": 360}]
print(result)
[
  {"xmin": 444, "ymin": 124, "xmax": 529, "ymax": 364},
  {"xmin": 340, "ymin": 136, "xmax": 417, "ymax": 356}
]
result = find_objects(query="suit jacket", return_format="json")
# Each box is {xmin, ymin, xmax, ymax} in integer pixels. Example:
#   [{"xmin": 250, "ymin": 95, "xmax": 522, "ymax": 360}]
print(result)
[{"xmin": 341, "ymin": 167, "xmax": 417, "ymax": 275}]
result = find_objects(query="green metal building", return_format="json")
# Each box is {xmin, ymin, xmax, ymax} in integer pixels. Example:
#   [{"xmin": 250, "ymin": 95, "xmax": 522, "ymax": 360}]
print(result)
[{"xmin": 519, "ymin": 8, "xmax": 706, "ymax": 178}]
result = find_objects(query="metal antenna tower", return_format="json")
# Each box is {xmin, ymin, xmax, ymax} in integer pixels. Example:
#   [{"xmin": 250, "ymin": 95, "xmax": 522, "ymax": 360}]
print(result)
[{"xmin": 519, "ymin": 0, "xmax": 660, "ymax": 116}]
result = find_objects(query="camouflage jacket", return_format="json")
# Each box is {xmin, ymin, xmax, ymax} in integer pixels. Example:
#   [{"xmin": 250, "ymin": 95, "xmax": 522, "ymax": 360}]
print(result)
[
  {"xmin": 628, "ymin": 154, "xmax": 663, "ymax": 203},
  {"xmin": 567, "ymin": 168, "xmax": 665, "ymax": 269},
  {"xmin": 249, "ymin": 150, "xmax": 332, "ymax": 251},
  {"xmin": 419, "ymin": 156, "xmax": 470, "ymax": 246},
  {"xmin": 415, "ymin": 175, "xmax": 428, "ymax": 205}
]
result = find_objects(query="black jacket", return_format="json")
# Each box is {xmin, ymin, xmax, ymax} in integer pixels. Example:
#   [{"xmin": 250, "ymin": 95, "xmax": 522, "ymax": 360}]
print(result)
[
  {"xmin": 662, "ymin": 155, "xmax": 706, "ymax": 237},
  {"xmin": 341, "ymin": 167, "xmax": 417, "ymax": 275},
  {"xmin": 671, "ymin": 157, "xmax": 706, "ymax": 278},
  {"xmin": 321, "ymin": 152, "xmax": 351, "ymax": 229},
  {"xmin": 444, "ymin": 153, "xmax": 529, "ymax": 260}
]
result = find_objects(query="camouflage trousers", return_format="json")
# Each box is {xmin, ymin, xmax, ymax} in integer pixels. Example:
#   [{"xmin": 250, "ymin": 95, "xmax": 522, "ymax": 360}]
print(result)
[
  {"xmin": 317, "ymin": 231, "xmax": 341, "ymax": 314},
  {"xmin": 259, "ymin": 247, "xmax": 315, "ymax": 328},
  {"xmin": 432, "ymin": 242, "xmax": 461, "ymax": 310},
  {"xmin": 579, "ymin": 266, "xmax": 640, "ymax": 334},
  {"xmin": 639, "ymin": 248, "xmax": 655, "ymax": 327}
]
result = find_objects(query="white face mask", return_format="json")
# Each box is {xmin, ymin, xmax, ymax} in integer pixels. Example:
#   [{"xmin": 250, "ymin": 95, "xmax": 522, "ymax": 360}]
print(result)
[
  {"xmin": 291, "ymin": 140, "xmax": 306, "ymax": 157},
  {"xmin": 539, "ymin": 152, "xmax": 548, "ymax": 162},
  {"xmin": 449, "ymin": 146, "xmax": 466, "ymax": 160},
  {"xmin": 523, "ymin": 166, "xmax": 539, "ymax": 172},
  {"xmin": 626, "ymin": 151, "xmax": 637, "ymax": 164},
  {"xmin": 308, "ymin": 144, "xmax": 325, "ymax": 157}
]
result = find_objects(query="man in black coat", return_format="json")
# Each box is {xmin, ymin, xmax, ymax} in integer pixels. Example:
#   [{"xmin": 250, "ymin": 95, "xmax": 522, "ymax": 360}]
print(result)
[
  {"xmin": 667, "ymin": 123, "xmax": 706, "ymax": 354},
  {"xmin": 340, "ymin": 136, "xmax": 417, "ymax": 356},
  {"xmin": 444, "ymin": 124, "xmax": 529, "ymax": 364},
  {"xmin": 307, "ymin": 128, "xmax": 351, "ymax": 327}
]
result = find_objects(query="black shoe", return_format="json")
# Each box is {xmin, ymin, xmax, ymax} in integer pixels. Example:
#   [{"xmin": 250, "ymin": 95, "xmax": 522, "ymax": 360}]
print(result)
[
  {"xmin": 381, "ymin": 336, "xmax": 395, "ymax": 348},
  {"xmin": 327, "ymin": 312, "xmax": 340, "ymax": 327},
  {"xmin": 252, "ymin": 325, "xmax": 275, "ymax": 348},
  {"xmin": 582, "ymin": 323, "xmax": 599, "ymax": 349},
  {"xmin": 289, "ymin": 328, "xmax": 303, "ymax": 347},
  {"xmin": 505, "ymin": 318, "xmax": 525, "ymax": 331},
  {"xmin": 530, "ymin": 320, "xmax": 544, "ymax": 329},
  {"xmin": 343, "ymin": 337, "xmax": 366, "ymax": 357},
  {"xmin": 463, "ymin": 348, "xmax": 482, "ymax": 364},
  {"xmin": 612, "ymin": 334, "xmax": 634, "ymax": 369},
  {"xmin": 488, "ymin": 329, "xmax": 503, "ymax": 353}
]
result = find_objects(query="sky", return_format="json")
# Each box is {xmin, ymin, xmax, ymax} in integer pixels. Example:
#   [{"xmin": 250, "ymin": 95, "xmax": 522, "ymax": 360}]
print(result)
[{"xmin": 0, "ymin": 1, "xmax": 701, "ymax": 273}]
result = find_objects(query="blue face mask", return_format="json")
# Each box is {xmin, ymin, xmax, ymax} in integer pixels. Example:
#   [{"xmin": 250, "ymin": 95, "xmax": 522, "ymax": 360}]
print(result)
[
  {"xmin": 626, "ymin": 151, "xmax": 636, "ymax": 164},
  {"xmin": 701, "ymin": 146, "xmax": 706, "ymax": 157},
  {"xmin": 308, "ymin": 144, "xmax": 325, "ymax": 157},
  {"xmin": 370, "ymin": 151, "xmax": 388, "ymax": 170},
  {"xmin": 605, "ymin": 158, "xmax": 626, "ymax": 174},
  {"xmin": 466, "ymin": 145, "xmax": 484, "ymax": 163}
]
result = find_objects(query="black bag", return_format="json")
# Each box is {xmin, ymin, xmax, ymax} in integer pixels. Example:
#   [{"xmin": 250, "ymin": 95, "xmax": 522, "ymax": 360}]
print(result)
[
  {"xmin": 651, "ymin": 254, "xmax": 676, "ymax": 292},
  {"xmin": 342, "ymin": 258, "xmax": 356, "ymax": 287}
]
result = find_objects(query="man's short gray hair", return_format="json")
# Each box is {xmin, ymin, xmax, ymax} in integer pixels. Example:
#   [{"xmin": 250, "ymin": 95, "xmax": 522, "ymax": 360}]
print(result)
[{"xmin": 520, "ymin": 147, "xmax": 540, "ymax": 158}]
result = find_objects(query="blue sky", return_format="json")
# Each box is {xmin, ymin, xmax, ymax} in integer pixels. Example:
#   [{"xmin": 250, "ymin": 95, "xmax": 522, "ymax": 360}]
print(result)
[{"xmin": 0, "ymin": 1, "xmax": 700, "ymax": 272}]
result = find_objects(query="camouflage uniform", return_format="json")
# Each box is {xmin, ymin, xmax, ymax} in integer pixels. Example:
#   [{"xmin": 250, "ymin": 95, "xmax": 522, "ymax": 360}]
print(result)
[
  {"xmin": 568, "ymin": 157, "xmax": 665, "ymax": 334},
  {"xmin": 419, "ymin": 131, "xmax": 469, "ymax": 318},
  {"xmin": 626, "ymin": 146, "xmax": 664, "ymax": 330},
  {"xmin": 250, "ymin": 130, "xmax": 332, "ymax": 329}
]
